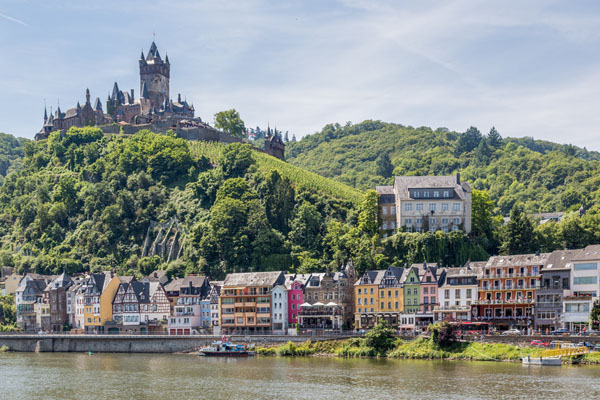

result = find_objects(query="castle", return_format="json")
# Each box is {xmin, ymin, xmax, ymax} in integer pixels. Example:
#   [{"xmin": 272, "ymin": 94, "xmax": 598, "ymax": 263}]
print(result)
[{"xmin": 36, "ymin": 41, "xmax": 284, "ymax": 160}]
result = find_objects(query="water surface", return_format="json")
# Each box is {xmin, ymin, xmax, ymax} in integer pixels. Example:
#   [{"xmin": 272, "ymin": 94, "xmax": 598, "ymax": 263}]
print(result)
[{"xmin": 1, "ymin": 353, "xmax": 599, "ymax": 399}]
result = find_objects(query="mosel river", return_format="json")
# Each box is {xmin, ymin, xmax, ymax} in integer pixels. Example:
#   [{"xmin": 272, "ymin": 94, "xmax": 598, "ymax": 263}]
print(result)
[{"xmin": 1, "ymin": 353, "xmax": 600, "ymax": 399}]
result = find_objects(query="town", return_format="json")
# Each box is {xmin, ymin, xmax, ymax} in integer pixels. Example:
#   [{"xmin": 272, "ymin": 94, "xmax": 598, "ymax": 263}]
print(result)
[{"xmin": 2, "ymin": 243, "xmax": 598, "ymax": 336}]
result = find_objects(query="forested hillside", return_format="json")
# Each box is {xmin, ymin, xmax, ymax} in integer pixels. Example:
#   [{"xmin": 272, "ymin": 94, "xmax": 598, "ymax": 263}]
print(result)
[
  {"xmin": 286, "ymin": 121, "xmax": 600, "ymax": 215},
  {"xmin": 0, "ymin": 132, "xmax": 27, "ymax": 183},
  {"xmin": 0, "ymin": 128, "xmax": 373, "ymax": 278}
]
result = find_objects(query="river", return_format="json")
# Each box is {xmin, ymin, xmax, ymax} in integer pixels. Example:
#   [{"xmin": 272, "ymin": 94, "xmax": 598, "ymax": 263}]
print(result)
[{"xmin": 1, "ymin": 353, "xmax": 599, "ymax": 399}]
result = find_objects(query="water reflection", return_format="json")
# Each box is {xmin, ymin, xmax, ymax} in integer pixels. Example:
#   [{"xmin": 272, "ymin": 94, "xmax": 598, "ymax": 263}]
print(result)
[{"xmin": 1, "ymin": 353, "xmax": 600, "ymax": 399}]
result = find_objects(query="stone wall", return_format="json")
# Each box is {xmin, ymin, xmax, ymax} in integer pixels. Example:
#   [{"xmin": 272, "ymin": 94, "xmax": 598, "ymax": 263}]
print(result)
[
  {"xmin": 0, "ymin": 334, "xmax": 349, "ymax": 353},
  {"xmin": 98, "ymin": 122, "xmax": 243, "ymax": 144}
]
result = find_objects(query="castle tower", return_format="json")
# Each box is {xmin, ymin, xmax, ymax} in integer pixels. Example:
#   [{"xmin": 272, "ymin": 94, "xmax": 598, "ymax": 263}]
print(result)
[{"xmin": 139, "ymin": 41, "xmax": 170, "ymax": 109}]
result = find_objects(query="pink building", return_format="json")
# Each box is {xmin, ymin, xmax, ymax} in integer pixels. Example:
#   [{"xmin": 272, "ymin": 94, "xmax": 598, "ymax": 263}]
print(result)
[
  {"xmin": 419, "ymin": 265, "xmax": 444, "ymax": 313},
  {"xmin": 287, "ymin": 280, "xmax": 303, "ymax": 326}
]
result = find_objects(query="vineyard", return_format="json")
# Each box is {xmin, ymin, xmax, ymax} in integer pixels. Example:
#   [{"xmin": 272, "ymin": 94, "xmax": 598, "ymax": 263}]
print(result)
[{"xmin": 189, "ymin": 141, "xmax": 364, "ymax": 205}]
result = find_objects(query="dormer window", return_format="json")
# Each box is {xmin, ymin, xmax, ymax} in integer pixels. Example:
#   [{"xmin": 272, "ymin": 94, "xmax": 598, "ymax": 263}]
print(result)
[{"xmin": 414, "ymin": 191, "xmax": 420, "ymax": 198}]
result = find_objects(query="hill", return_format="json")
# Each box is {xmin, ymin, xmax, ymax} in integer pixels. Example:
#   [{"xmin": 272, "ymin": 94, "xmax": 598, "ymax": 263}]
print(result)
[
  {"xmin": 286, "ymin": 121, "xmax": 600, "ymax": 216},
  {"xmin": 0, "ymin": 128, "xmax": 370, "ymax": 279},
  {"xmin": 0, "ymin": 132, "xmax": 27, "ymax": 183}
]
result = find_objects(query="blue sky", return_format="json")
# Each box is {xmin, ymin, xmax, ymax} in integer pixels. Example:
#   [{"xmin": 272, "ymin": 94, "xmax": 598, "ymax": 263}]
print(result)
[{"xmin": 1, "ymin": 0, "xmax": 600, "ymax": 149}]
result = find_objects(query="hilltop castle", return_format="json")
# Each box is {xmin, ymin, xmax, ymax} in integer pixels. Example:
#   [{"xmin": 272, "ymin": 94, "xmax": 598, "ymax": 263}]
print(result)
[{"xmin": 36, "ymin": 41, "xmax": 284, "ymax": 160}]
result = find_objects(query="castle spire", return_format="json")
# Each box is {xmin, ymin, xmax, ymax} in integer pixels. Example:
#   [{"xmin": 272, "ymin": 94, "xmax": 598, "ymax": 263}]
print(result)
[
  {"xmin": 43, "ymin": 107, "xmax": 48, "ymax": 122},
  {"xmin": 141, "ymin": 81, "xmax": 148, "ymax": 98},
  {"xmin": 85, "ymin": 88, "xmax": 91, "ymax": 104},
  {"xmin": 165, "ymin": 53, "xmax": 169, "ymax": 64},
  {"xmin": 140, "ymin": 49, "xmax": 145, "ymax": 60},
  {"xmin": 112, "ymin": 82, "xmax": 120, "ymax": 100}
]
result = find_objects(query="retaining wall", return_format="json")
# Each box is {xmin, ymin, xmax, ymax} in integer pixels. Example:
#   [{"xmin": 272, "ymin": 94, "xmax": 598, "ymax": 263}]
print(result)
[{"xmin": 0, "ymin": 334, "xmax": 350, "ymax": 353}]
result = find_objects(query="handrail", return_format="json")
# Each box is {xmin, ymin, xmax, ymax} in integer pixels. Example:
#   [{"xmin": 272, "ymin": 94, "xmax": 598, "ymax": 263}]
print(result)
[{"xmin": 541, "ymin": 346, "xmax": 589, "ymax": 358}]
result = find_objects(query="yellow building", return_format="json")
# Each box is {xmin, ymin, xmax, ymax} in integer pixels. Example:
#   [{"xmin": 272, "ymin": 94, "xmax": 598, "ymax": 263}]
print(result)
[
  {"xmin": 354, "ymin": 266, "xmax": 405, "ymax": 329},
  {"xmin": 83, "ymin": 272, "xmax": 112, "ymax": 333},
  {"xmin": 100, "ymin": 274, "xmax": 131, "ymax": 330}
]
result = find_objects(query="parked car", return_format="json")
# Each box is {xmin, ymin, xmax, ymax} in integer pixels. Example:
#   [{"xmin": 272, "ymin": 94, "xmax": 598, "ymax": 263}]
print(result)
[
  {"xmin": 502, "ymin": 329, "xmax": 521, "ymax": 336},
  {"xmin": 583, "ymin": 330, "xmax": 600, "ymax": 336},
  {"xmin": 551, "ymin": 328, "xmax": 570, "ymax": 336},
  {"xmin": 530, "ymin": 340, "xmax": 550, "ymax": 347}
]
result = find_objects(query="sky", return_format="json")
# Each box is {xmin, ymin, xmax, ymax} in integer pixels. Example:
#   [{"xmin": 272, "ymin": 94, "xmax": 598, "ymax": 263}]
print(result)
[{"xmin": 1, "ymin": 0, "xmax": 600, "ymax": 149}]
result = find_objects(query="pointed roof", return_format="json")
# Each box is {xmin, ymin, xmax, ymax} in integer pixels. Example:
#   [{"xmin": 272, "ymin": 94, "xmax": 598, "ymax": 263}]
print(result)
[
  {"xmin": 112, "ymin": 82, "xmax": 120, "ymax": 99},
  {"xmin": 43, "ymin": 107, "xmax": 47, "ymax": 122},
  {"xmin": 93, "ymin": 97, "xmax": 102, "ymax": 111},
  {"xmin": 147, "ymin": 41, "xmax": 161, "ymax": 60},
  {"xmin": 165, "ymin": 53, "xmax": 170, "ymax": 64},
  {"xmin": 141, "ymin": 81, "xmax": 148, "ymax": 98},
  {"xmin": 140, "ymin": 50, "xmax": 145, "ymax": 60}
]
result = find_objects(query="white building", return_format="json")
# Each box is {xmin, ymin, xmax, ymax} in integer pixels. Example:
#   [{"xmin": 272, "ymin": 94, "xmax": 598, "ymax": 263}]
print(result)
[
  {"xmin": 562, "ymin": 245, "xmax": 600, "ymax": 331},
  {"xmin": 376, "ymin": 173, "xmax": 472, "ymax": 235},
  {"xmin": 434, "ymin": 262, "xmax": 483, "ymax": 322},
  {"xmin": 272, "ymin": 285, "xmax": 288, "ymax": 334}
]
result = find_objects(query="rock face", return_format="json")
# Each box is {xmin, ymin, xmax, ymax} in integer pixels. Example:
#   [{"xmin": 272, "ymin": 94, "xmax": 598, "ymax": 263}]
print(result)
[{"xmin": 141, "ymin": 218, "xmax": 184, "ymax": 262}]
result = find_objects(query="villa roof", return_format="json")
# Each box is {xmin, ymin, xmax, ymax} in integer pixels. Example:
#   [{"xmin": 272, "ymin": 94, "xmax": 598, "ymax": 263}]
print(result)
[{"xmin": 223, "ymin": 271, "xmax": 284, "ymax": 287}]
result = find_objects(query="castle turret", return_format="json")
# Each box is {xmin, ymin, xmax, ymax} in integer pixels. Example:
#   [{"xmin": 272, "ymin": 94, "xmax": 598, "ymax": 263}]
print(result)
[{"xmin": 139, "ymin": 41, "xmax": 170, "ymax": 109}]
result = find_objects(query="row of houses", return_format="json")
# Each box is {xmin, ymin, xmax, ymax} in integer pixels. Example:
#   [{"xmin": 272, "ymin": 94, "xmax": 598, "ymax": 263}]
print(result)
[
  {"xmin": 355, "ymin": 245, "xmax": 600, "ymax": 334},
  {"xmin": 3, "ymin": 244, "xmax": 600, "ymax": 334}
]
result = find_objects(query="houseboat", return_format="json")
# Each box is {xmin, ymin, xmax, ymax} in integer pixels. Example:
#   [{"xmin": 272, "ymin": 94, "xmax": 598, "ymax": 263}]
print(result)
[{"xmin": 198, "ymin": 337, "xmax": 254, "ymax": 357}]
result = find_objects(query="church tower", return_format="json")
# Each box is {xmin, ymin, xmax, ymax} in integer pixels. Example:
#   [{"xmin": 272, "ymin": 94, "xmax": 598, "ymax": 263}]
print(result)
[{"xmin": 139, "ymin": 41, "xmax": 170, "ymax": 109}]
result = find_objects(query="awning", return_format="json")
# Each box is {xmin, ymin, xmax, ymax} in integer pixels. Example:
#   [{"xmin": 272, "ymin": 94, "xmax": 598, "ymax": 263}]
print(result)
[
  {"xmin": 313, "ymin": 302, "xmax": 324, "ymax": 306},
  {"xmin": 325, "ymin": 302, "xmax": 338, "ymax": 307},
  {"xmin": 300, "ymin": 302, "xmax": 312, "ymax": 307}
]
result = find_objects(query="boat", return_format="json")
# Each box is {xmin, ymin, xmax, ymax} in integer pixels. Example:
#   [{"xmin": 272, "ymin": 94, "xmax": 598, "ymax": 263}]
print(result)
[
  {"xmin": 522, "ymin": 355, "xmax": 561, "ymax": 366},
  {"xmin": 198, "ymin": 337, "xmax": 254, "ymax": 357}
]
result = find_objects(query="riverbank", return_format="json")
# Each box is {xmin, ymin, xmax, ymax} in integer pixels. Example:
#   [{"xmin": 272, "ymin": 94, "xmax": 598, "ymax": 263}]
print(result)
[{"xmin": 255, "ymin": 337, "xmax": 600, "ymax": 365}]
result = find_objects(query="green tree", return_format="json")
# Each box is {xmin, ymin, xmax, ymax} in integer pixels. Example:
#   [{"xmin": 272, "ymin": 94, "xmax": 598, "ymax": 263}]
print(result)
[
  {"xmin": 289, "ymin": 202, "xmax": 324, "ymax": 253},
  {"xmin": 219, "ymin": 143, "xmax": 255, "ymax": 178},
  {"xmin": 487, "ymin": 126, "xmax": 502, "ymax": 148},
  {"xmin": 261, "ymin": 170, "xmax": 296, "ymax": 234},
  {"xmin": 375, "ymin": 153, "xmax": 394, "ymax": 178},
  {"xmin": 214, "ymin": 109, "xmax": 246, "ymax": 138},
  {"xmin": 365, "ymin": 321, "xmax": 396, "ymax": 356},
  {"xmin": 428, "ymin": 322, "xmax": 458, "ymax": 348},
  {"xmin": 500, "ymin": 203, "xmax": 537, "ymax": 255},
  {"xmin": 358, "ymin": 190, "xmax": 380, "ymax": 237},
  {"xmin": 454, "ymin": 126, "xmax": 482, "ymax": 156}
]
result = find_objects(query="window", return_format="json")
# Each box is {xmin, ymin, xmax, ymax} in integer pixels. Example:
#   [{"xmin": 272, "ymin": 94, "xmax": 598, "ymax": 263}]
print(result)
[
  {"xmin": 381, "ymin": 302, "xmax": 384, "ymax": 309},
  {"xmin": 455, "ymin": 289, "xmax": 460, "ymax": 298},
  {"xmin": 391, "ymin": 207, "xmax": 396, "ymax": 215},
  {"xmin": 444, "ymin": 191, "xmax": 450, "ymax": 198},
  {"xmin": 441, "ymin": 218, "xmax": 449, "ymax": 225},
  {"xmin": 430, "ymin": 218, "xmax": 436, "ymax": 225},
  {"xmin": 405, "ymin": 218, "xmax": 412, "ymax": 226},
  {"xmin": 370, "ymin": 288, "xmax": 374, "ymax": 294},
  {"xmin": 414, "ymin": 191, "xmax": 420, "ymax": 198},
  {"xmin": 574, "ymin": 277, "xmax": 597, "ymax": 285},
  {"xmin": 416, "ymin": 218, "xmax": 423, "ymax": 225},
  {"xmin": 381, "ymin": 291, "xmax": 385, "ymax": 298},
  {"xmin": 429, "ymin": 203, "xmax": 436, "ymax": 211},
  {"xmin": 423, "ymin": 287, "xmax": 428, "ymax": 294},
  {"xmin": 434, "ymin": 191, "xmax": 439, "ymax": 198},
  {"xmin": 383, "ymin": 222, "xmax": 388, "ymax": 230},
  {"xmin": 357, "ymin": 288, "xmax": 361, "ymax": 294},
  {"xmin": 574, "ymin": 263, "xmax": 598, "ymax": 271},
  {"xmin": 370, "ymin": 298, "xmax": 374, "ymax": 304},
  {"xmin": 441, "ymin": 203, "xmax": 449, "ymax": 211},
  {"xmin": 405, "ymin": 203, "xmax": 412, "ymax": 211},
  {"xmin": 466, "ymin": 289, "xmax": 472, "ymax": 298},
  {"xmin": 453, "ymin": 203, "xmax": 461, "ymax": 211},
  {"xmin": 382, "ymin": 207, "xmax": 388, "ymax": 216},
  {"xmin": 416, "ymin": 203, "xmax": 424, "ymax": 211},
  {"xmin": 444, "ymin": 289, "xmax": 450, "ymax": 298},
  {"xmin": 424, "ymin": 191, "xmax": 430, "ymax": 197},
  {"xmin": 358, "ymin": 298, "xmax": 362, "ymax": 305}
]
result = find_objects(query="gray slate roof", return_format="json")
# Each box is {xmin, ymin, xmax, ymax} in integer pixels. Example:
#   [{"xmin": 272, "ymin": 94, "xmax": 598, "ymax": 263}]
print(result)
[{"xmin": 223, "ymin": 271, "xmax": 284, "ymax": 287}]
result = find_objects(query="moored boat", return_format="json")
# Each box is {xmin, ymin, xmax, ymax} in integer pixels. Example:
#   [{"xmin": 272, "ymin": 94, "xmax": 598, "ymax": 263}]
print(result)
[
  {"xmin": 522, "ymin": 355, "xmax": 561, "ymax": 366},
  {"xmin": 198, "ymin": 337, "xmax": 254, "ymax": 357}
]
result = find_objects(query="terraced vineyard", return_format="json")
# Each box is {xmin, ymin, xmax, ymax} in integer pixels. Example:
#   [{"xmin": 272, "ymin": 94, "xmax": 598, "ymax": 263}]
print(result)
[{"xmin": 189, "ymin": 141, "xmax": 364, "ymax": 205}]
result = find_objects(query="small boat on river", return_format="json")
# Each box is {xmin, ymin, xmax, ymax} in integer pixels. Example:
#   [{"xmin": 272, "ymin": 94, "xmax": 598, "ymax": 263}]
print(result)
[
  {"xmin": 197, "ymin": 336, "xmax": 254, "ymax": 357},
  {"xmin": 522, "ymin": 355, "xmax": 561, "ymax": 366}
]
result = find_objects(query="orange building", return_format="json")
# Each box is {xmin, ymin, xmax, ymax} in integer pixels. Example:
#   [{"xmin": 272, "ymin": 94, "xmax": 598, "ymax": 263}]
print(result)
[
  {"xmin": 220, "ymin": 271, "xmax": 285, "ymax": 334},
  {"xmin": 474, "ymin": 253, "xmax": 548, "ymax": 332}
]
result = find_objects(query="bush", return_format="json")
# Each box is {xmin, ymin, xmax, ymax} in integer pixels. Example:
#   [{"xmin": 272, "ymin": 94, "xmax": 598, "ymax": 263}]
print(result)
[
  {"xmin": 365, "ymin": 321, "xmax": 397, "ymax": 356},
  {"xmin": 428, "ymin": 322, "xmax": 458, "ymax": 348}
]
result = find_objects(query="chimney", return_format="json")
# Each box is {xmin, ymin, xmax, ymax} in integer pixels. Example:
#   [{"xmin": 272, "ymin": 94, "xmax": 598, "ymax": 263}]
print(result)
[
  {"xmin": 130, "ymin": 89, "xmax": 134, "ymax": 102},
  {"xmin": 178, "ymin": 93, "xmax": 181, "ymax": 103},
  {"xmin": 456, "ymin": 172, "xmax": 461, "ymax": 184}
]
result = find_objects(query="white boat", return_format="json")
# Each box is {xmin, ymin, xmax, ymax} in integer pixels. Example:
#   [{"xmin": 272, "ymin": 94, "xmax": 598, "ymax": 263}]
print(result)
[{"xmin": 522, "ymin": 355, "xmax": 562, "ymax": 366}]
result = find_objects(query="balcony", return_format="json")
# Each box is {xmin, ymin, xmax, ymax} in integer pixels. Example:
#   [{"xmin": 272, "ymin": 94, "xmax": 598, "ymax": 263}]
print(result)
[
  {"xmin": 473, "ymin": 299, "xmax": 534, "ymax": 305},
  {"xmin": 480, "ymin": 284, "xmax": 536, "ymax": 291},
  {"xmin": 434, "ymin": 305, "xmax": 471, "ymax": 311}
]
